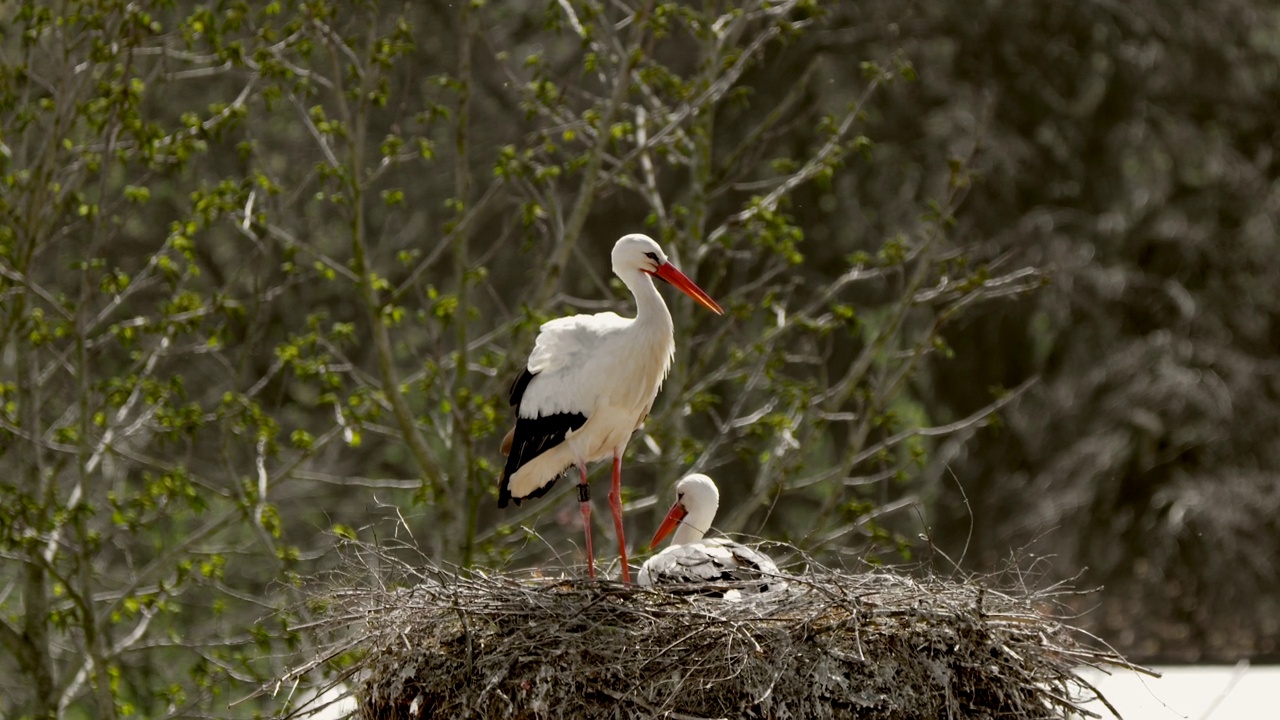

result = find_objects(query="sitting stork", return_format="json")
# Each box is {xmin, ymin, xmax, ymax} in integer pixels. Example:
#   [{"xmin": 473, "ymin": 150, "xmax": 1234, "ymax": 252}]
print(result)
[{"xmin": 639, "ymin": 473, "xmax": 782, "ymax": 593}]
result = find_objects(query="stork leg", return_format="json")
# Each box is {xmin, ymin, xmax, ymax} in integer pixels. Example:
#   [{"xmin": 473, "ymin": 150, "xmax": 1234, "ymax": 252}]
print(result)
[
  {"xmin": 577, "ymin": 462, "xmax": 595, "ymax": 579},
  {"xmin": 609, "ymin": 449, "xmax": 631, "ymax": 583}
]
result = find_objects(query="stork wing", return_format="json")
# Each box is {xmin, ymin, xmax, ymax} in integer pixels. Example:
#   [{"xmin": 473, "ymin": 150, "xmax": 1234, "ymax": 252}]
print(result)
[
  {"xmin": 497, "ymin": 311, "xmax": 631, "ymax": 508},
  {"xmin": 518, "ymin": 311, "xmax": 628, "ymax": 418},
  {"xmin": 639, "ymin": 539, "xmax": 782, "ymax": 594}
]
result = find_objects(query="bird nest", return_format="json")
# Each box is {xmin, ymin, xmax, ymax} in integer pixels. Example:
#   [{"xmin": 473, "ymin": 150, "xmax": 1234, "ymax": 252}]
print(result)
[{"xmin": 291, "ymin": 548, "xmax": 1147, "ymax": 720}]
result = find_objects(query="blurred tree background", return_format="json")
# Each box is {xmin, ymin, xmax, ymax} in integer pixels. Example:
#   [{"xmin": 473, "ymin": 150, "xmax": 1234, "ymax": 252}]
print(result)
[{"xmin": 1, "ymin": 0, "xmax": 1276, "ymax": 716}]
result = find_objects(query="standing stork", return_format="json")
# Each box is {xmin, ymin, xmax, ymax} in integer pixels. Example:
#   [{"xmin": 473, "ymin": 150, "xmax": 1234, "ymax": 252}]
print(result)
[
  {"xmin": 498, "ymin": 234, "xmax": 724, "ymax": 582},
  {"xmin": 638, "ymin": 473, "xmax": 782, "ymax": 593}
]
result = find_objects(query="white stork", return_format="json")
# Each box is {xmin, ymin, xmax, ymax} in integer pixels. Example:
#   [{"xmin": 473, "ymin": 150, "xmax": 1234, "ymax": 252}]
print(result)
[
  {"xmin": 638, "ymin": 473, "xmax": 782, "ymax": 593},
  {"xmin": 498, "ymin": 233, "xmax": 723, "ymax": 582}
]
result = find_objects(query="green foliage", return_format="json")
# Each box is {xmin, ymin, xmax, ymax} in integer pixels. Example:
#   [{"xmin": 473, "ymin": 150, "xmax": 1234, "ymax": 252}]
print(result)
[{"xmin": 0, "ymin": 0, "xmax": 1085, "ymax": 716}]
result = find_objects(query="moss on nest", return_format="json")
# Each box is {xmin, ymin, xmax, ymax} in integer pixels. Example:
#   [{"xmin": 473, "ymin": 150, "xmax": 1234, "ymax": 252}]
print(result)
[{"xmin": 298, "ymin": 552, "xmax": 1147, "ymax": 719}]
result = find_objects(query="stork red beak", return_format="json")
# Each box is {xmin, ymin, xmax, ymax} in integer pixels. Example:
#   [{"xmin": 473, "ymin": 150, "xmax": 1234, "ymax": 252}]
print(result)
[
  {"xmin": 652, "ymin": 263, "xmax": 724, "ymax": 315},
  {"xmin": 649, "ymin": 501, "xmax": 689, "ymax": 548}
]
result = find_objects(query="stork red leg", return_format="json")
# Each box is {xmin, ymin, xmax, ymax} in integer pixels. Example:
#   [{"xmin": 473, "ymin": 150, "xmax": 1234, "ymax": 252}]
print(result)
[
  {"xmin": 576, "ymin": 462, "xmax": 595, "ymax": 579},
  {"xmin": 609, "ymin": 449, "xmax": 631, "ymax": 583}
]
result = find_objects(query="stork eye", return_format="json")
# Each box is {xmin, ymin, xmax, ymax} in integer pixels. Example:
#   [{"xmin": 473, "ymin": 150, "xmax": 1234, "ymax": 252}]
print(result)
[{"xmin": 644, "ymin": 251, "xmax": 659, "ymax": 262}]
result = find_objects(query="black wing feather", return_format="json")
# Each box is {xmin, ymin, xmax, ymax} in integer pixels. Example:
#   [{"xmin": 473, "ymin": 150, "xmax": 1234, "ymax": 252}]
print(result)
[
  {"xmin": 497, "ymin": 368, "xmax": 588, "ymax": 508},
  {"xmin": 508, "ymin": 367, "xmax": 535, "ymax": 407}
]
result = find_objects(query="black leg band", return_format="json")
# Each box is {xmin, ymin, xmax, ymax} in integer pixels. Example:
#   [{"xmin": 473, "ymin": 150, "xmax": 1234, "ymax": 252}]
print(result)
[{"xmin": 578, "ymin": 484, "xmax": 590, "ymax": 503}]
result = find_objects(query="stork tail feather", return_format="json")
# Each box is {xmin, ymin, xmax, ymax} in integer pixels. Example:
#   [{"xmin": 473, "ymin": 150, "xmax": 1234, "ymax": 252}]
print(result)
[{"xmin": 497, "ymin": 410, "xmax": 587, "ymax": 507}]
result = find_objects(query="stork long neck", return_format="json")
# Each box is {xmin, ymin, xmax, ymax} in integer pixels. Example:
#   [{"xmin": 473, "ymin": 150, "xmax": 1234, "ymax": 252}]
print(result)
[
  {"xmin": 671, "ymin": 502, "xmax": 716, "ymax": 546},
  {"xmin": 622, "ymin": 269, "xmax": 673, "ymax": 331}
]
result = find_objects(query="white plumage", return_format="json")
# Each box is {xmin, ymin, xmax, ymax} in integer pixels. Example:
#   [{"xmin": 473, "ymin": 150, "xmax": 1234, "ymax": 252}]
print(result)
[
  {"xmin": 498, "ymin": 234, "xmax": 723, "ymax": 582},
  {"xmin": 639, "ymin": 473, "xmax": 782, "ymax": 593}
]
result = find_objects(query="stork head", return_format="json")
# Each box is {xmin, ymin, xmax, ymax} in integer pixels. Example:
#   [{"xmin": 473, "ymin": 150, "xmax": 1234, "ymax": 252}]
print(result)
[
  {"xmin": 611, "ymin": 234, "xmax": 723, "ymax": 315},
  {"xmin": 650, "ymin": 473, "xmax": 721, "ymax": 548}
]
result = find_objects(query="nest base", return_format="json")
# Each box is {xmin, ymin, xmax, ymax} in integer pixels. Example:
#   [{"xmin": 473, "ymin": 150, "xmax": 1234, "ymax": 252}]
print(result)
[{"xmin": 320, "ymin": 564, "xmax": 1143, "ymax": 719}]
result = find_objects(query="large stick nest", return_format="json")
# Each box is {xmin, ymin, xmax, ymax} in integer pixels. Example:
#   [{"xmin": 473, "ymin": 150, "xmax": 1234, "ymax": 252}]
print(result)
[{"xmin": 300, "ymin": 548, "xmax": 1146, "ymax": 720}]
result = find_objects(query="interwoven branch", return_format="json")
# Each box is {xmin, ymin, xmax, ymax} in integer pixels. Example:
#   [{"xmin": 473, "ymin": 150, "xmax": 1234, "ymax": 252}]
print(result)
[{"xmin": 287, "ymin": 543, "xmax": 1151, "ymax": 720}]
